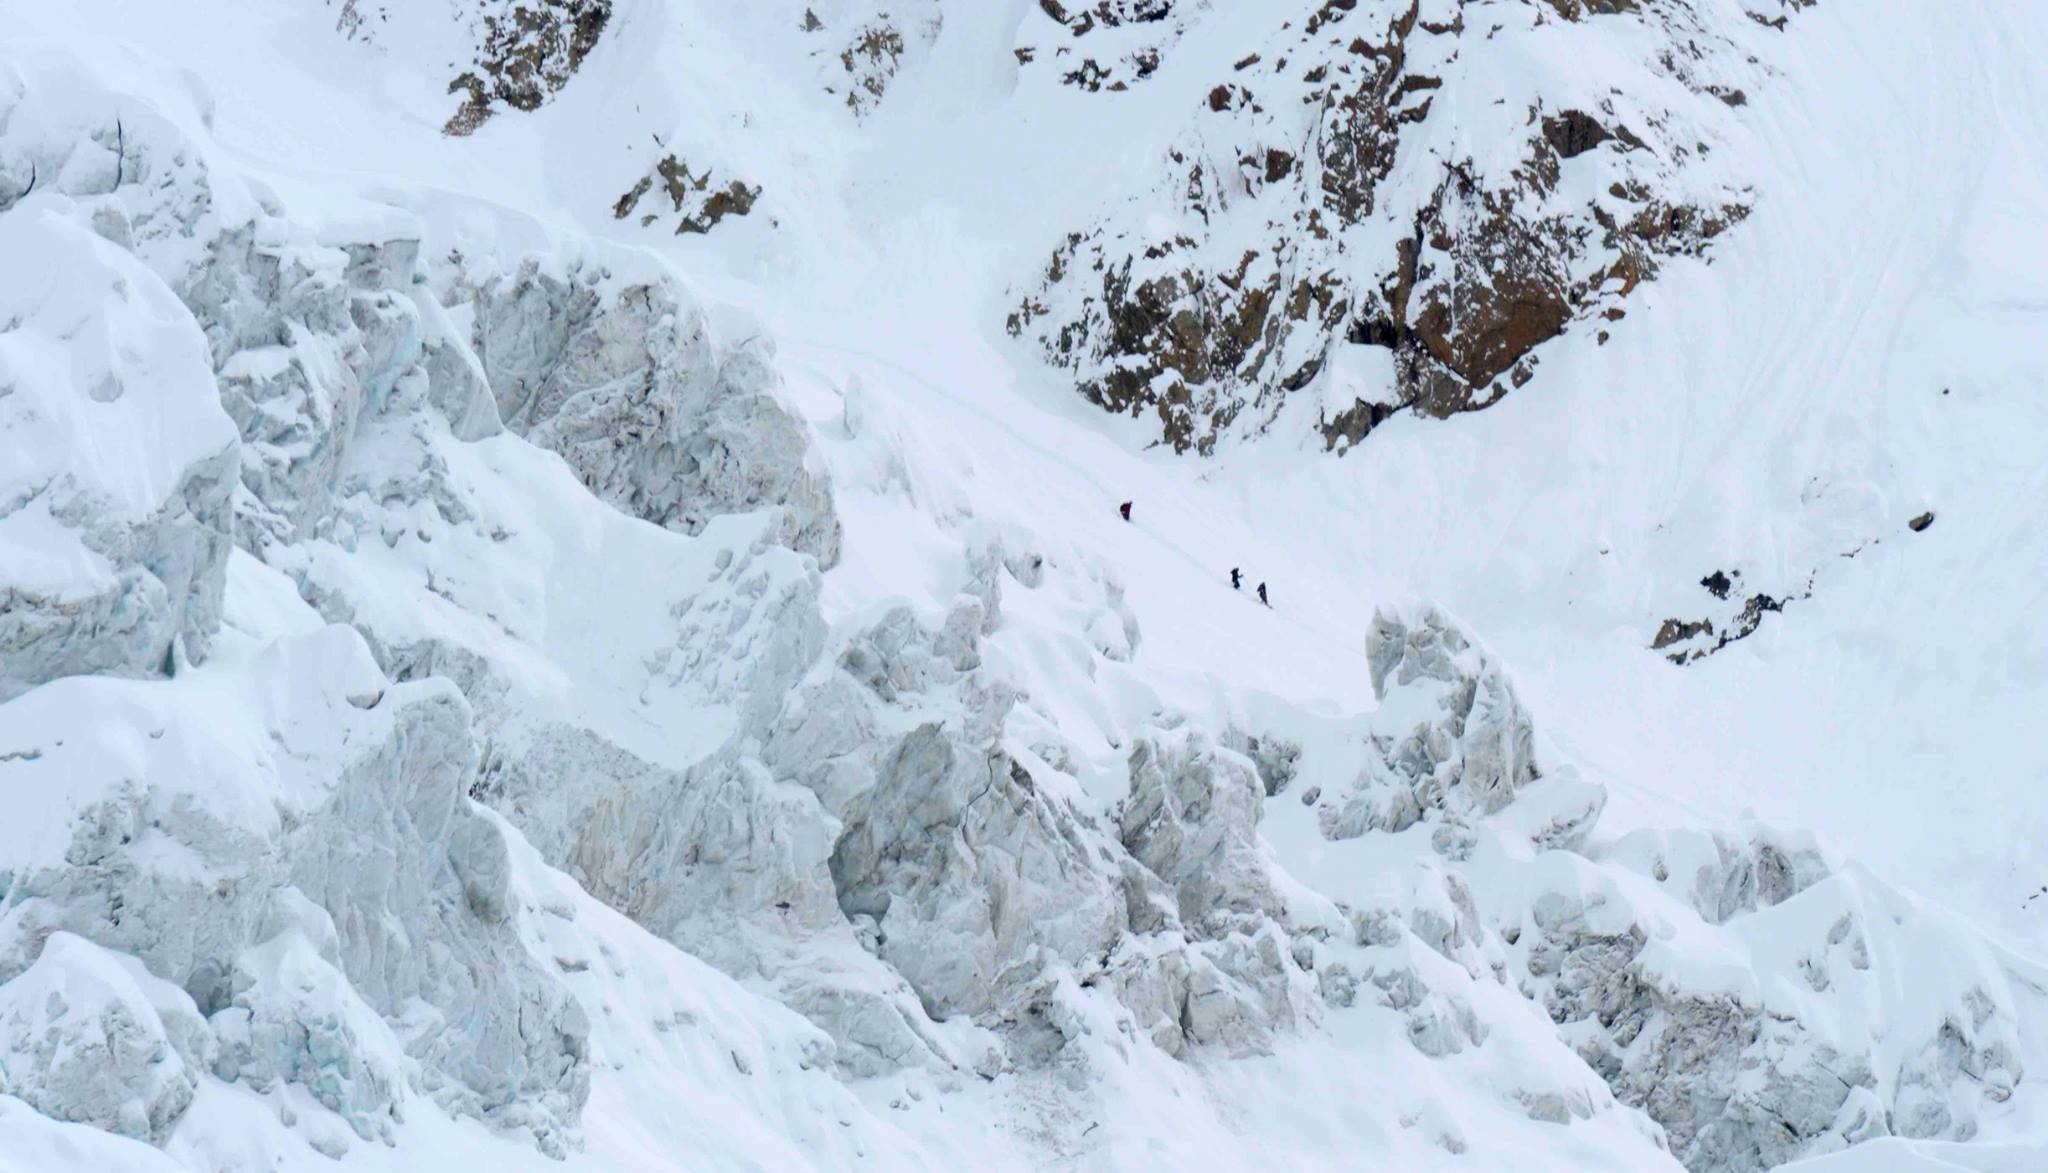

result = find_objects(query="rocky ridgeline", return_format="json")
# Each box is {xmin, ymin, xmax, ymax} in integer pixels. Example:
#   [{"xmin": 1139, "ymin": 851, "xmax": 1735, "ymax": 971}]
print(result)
[{"xmin": 1009, "ymin": 0, "xmax": 1791, "ymax": 453}]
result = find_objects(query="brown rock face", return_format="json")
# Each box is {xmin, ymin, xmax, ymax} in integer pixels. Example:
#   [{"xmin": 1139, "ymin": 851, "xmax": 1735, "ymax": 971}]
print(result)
[
  {"xmin": 612, "ymin": 156, "xmax": 762, "ymax": 236},
  {"xmin": 1652, "ymin": 563, "xmax": 1842, "ymax": 665},
  {"xmin": 445, "ymin": 1, "xmax": 612, "ymax": 136},
  {"xmin": 1024, "ymin": 1, "xmax": 1184, "ymax": 92},
  {"xmin": 1402, "ymin": 178, "xmax": 1572, "ymax": 407},
  {"xmin": 840, "ymin": 24, "xmax": 908, "ymax": 113},
  {"xmin": 1542, "ymin": 110, "xmax": 1611, "ymax": 158},
  {"xmin": 799, "ymin": 2, "xmax": 943, "ymax": 118},
  {"xmin": 1009, "ymin": 0, "xmax": 1781, "ymax": 454}
]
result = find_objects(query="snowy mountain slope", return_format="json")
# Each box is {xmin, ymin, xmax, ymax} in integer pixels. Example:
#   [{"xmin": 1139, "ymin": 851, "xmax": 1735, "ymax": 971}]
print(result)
[{"xmin": 2, "ymin": 0, "xmax": 2047, "ymax": 1170}]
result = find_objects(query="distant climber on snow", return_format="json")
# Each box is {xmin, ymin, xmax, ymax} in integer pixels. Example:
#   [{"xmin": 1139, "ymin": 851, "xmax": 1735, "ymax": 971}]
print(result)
[
  {"xmin": 1231, "ymin": 567, "xmax": 1242, "ymax": 590},
  {"xmin": 1118, "ymin": 501, "xmax": 1132, "ymax": 522},
  {"xmin": 1257, "ymin": 582, "xmax": 1269, "ymax": 606}
]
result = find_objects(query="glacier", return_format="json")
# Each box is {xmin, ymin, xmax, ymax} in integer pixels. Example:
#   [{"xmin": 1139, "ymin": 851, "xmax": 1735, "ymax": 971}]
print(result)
[{"xmin": 2, "ymin": 1, "xmax": 2048, "ymax": 1171}]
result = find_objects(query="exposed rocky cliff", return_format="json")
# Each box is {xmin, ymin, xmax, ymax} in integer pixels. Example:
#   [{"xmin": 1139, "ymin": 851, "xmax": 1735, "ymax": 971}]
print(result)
[
  {"xmin": 443, "ymin": 0, "xmax": 613, "ymax": 135},
  {"xmin": 1010, "ymin": 0, "xmax": 1776, "ymax": 452}
]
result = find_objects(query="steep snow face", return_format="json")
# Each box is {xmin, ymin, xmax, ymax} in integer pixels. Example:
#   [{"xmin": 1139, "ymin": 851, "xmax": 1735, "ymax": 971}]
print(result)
[{"xmin": 5, "ymin": 0, "xmax": 2048, "ymax": 1171}]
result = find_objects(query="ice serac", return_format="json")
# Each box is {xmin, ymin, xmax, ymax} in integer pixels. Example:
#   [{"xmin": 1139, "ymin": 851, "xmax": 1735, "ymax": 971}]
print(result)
[
  {"xmin": 1009, "ymin": 0, "xmax": 1767, "ymax": 453},
  {"xmin": 187, "ymin": 231, "xmax": 459, "ymax": 549},
  {"xmin": 1320, "ymin": 606, "xmax": 1558, "ymax": 840},
  {"xmin": 0, "ymin": 57, "xmax": 568, "ymax": 1148},
  {"xmin": 0, "ymin": 45, "xmax": 502, "ymax": 559},
  {"xmin": 819, "ymin": 566, "xmax": 1117, "ymax": 1025},
  {"xmin": 1519, "ymin": 855, "xmax": 2023, "ymax": 1170},
  {"xmin": 459, "ymin": 513, "xmax": 1315, "ymax": 1076},
  {"xmin": 474, "ymin": 710, "xmax": 956, "ymax": 1085},
  {"xmin": 0, "ymin": 87, "xmax": 609, "ymax": 1111},
  {"xmin": 152, "ymin": 169, "xmax": 907, "ymax": 1084},
  {"xmin": 27, "ymin": 80, "xmax": 858, "ymax": 1117},
  {"xmin": 0, "ymin": 627, "xmax": 591, "ymax": 1155},
  {"xmin": 0, "ymin": 934, "xmax": 206, "ymax": 1143},
  {"xmin": 810, "ymin": 550, "xmax": 1312, "ymax": 1063},
  {"xmin": 0, "ymin": 207, "xmax": 236, "ymax": 700},
  {"xmin": 278, "ymin": 661, "xmax": 591, "ymax": 1148},
  {"xmin": 1302, "ymin": 607, "xmax": 2025, "ymax": 1170},
  {"xmin": 453, "ymin": 257, "xmax": 842, "ymax": 566},
  {"xmin": 205, "ymin": 891, "xmax": 408, "ymax": 1147},
  {"xmin": 1121, "ymin": 726, "xmax": 1285, "ymax": 939},
  {"xmin": 827, "ymin": 713, "xmax": 1128, "ymax": 1022}
]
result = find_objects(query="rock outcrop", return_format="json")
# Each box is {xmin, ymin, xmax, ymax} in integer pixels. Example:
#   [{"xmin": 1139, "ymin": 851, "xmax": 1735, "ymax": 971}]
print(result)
[
  {"xmin": 444, "ymin": 0, "xmax": 613, "ymax": 135},
  {"xmin": 1014, "ymin": 0, "xmax": 1201, "ymax": 93},
  {"xmin": 611, "ymin": 156, "xmax": 764, "ymax": 235},
  {"xmin": 1653, "ymin": 564, "xmax": 1817, "ymax": 664},
  {"xmin": 1010, "ymin": 0, "xmax": 1769, "ymax": 453},
  {"xmin": 791, "ymin": 0, "xmax": 944, "ymax": 116}
]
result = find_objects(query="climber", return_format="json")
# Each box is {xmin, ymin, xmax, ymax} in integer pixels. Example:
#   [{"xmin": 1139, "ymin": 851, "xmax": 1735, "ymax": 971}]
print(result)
[
  {"xmin": 1118, "ymin": 501, "xmax": 1133, "ymax": 522},
  {"xmin": 1257, "ymin": 582, "xmax": 1270, "ymax": 607},
  {"xmin": 1231, "ymin": 567, "xmax": 1242, "ymax": 590}
]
